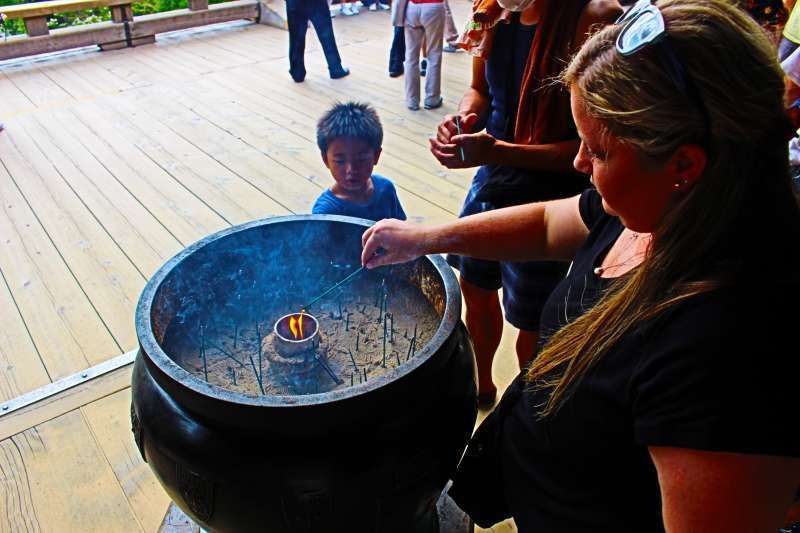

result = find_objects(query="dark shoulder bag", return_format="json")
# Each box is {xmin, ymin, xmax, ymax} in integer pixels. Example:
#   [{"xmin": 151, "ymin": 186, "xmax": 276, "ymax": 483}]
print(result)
[{"xmin": 447, "ymin": 376, "xmax": 524, "ymax": 528}]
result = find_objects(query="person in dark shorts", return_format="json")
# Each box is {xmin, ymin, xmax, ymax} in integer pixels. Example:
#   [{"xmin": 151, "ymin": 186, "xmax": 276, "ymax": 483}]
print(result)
[{"xmin": 429, "ymin": 0, "xmax": 620, "ymax": 406}]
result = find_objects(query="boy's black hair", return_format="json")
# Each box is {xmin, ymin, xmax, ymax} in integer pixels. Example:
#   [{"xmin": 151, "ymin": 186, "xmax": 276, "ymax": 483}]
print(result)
[{"xmin": 316, "ymin": 101, "xmax": 383, "ymax": 154}]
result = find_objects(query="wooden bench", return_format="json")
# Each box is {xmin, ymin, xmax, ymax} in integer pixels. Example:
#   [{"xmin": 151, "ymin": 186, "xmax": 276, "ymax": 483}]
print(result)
[{"xmin": 0, "ymin": 0, "xmax": 285, "ymax": 60}]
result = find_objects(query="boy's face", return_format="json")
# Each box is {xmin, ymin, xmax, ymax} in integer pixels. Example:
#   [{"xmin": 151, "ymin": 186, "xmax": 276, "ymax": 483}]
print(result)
[{"xmin": 322, "ymin": 138, "xmax": 382, "ymax": 194}]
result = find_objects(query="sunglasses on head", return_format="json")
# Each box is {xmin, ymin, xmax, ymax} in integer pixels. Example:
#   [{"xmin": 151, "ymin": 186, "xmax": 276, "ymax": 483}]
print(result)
[{"xmin": 615, "ymin": 0, "xmax": 710, "ymax": 141}]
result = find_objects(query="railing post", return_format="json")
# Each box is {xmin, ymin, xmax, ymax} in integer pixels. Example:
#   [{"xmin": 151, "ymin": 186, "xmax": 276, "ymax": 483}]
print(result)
[
  {"xmin": 111, "ymin": 3, "xmax": 133, "ymax": 22},
  {"xmin": 187, "ymin": 0, "xmax": 208, "ymax": 10},
  {"xmin": 24, "ymin": 16, "xmax": 49, "ymax": 36}
]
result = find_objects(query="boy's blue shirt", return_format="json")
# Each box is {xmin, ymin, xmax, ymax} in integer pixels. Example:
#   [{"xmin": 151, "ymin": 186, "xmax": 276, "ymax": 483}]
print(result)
[{"xmin": 312, "ymin": 175, "xmax": 407, "ymax": 221}]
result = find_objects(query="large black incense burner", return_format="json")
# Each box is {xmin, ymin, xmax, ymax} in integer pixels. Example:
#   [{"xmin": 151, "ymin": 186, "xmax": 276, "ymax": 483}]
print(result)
[{"xmin": 131, "ymin": 215, "xmax": 477, "ymax": 532}]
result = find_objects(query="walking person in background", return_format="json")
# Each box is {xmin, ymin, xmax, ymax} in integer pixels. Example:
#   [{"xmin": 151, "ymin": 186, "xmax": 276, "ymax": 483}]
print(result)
[
  {"xmin": 286, "ymin": 0, "xmax": 351, "ymax": 82},
  {"xmin": 393, "ymin": 0, "xmax": 446, "ymax": 110},
  {"xmin": 389, "ymin": 0, "xmax": 460, "ymax": 78},
  {"xmin": 443, "ymin": 0, "xmax": 462, "ymax": 52}
]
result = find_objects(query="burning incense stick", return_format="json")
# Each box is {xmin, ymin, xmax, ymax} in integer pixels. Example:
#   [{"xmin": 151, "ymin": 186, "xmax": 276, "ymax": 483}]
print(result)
[
  {"xmin": 303, "ymin": 265, "xmax": 366, "ymax": 311},
  {"xmin": 302, "ymin": 250, "xmax": 384, "ymax": 312}
]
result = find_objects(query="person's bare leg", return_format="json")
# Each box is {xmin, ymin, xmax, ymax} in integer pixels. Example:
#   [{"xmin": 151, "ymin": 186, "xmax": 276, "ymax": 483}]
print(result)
[
  {"xmin": 515, "ymin": 329, "xmax": 539, "ymax": 371},
  {"xmin": 460, "ymin": 277, "xmax": 503, "ymax": 396}
]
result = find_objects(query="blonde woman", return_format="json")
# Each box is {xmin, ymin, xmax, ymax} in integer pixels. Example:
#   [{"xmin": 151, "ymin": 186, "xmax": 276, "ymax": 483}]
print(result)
[{"xmin": 363, "ymin": 0, "xmax": 800, "ymax": 529}]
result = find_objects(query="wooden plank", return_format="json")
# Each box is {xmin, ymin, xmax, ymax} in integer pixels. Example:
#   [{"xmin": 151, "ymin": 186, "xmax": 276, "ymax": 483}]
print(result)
[
  {"xmin": 2, "ymin": 118, "xmax": 144, "ymax": 352},
  {"xmin": 0, "ymin": 359, "xmax": 133, "ymax": 442},
  {"xmin": 0, "ymin": 410, "xmax": 143, "ymax": 532},
  {"xmin": 1, "ymin": 0, "xmax": 135, "ymax": 19},
  {"xmin": 0, "ymin": 64, "xmax": 74, "ymax": 108},
  {"xmin": 0, "ymin": 22, "xmax": 127, "ymax": 61},
  {"xmin": 0, "ymin": 271, "xmax": 50, "ymax": 405},
  {"xmin": 0, "ymin": 141, "xmax": 120, "ymax": 381},
  {"xmin": 131, "ymin": 1, "xmax": 259, "ymax": 41},
  {"xmin": 61, "ymin": 105, "xmax": 230, "ymax": 245},
  {"xmin": 76, "ymin": 98, "xmax": 292, "ymax": 224},
  {"xmin": 118, "ymin": 90, "xmax": 326, "ymax": 213},
  {"xmin": 82, "ymin": 388, "xmax": 172, "ymax": 533},
  {"xmin": 18, "ymin": 112, "xmax": 182, "ymax": 277},
  {"xmin": 0, "ymin": 71, "xmax": 38, "ymax": 120}
]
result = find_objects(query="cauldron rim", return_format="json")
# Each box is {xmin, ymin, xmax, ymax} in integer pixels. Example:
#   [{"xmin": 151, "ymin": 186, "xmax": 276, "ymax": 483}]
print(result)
[{"xmin": 135, "ymin": 214, "xmax": 462, "ymax": 407}]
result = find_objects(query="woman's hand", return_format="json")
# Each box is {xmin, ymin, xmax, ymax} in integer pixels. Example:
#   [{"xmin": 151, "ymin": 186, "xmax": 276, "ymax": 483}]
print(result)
[
  {"xmin": 435, "ymin": 112, "xmax": 480, "ymax": 144},
  {"xmin": 361, "ymin": 219, "xmax": 431, "ymax": 269},
  {"xmin": 429, "ymin": 131, "xmax": 497, "ymax": 169}
]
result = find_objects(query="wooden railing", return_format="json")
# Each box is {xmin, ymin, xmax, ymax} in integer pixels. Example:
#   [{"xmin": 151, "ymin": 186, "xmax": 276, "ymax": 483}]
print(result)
[{"xmin": 0, "ymin": 0, "xmax": 285, "ymax": 60}]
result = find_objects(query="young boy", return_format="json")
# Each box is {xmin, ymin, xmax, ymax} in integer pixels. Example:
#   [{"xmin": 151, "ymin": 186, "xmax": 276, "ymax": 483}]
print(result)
[{"xmin": 312, "ymin": 102, "xmax": 407, "ymax": 221}]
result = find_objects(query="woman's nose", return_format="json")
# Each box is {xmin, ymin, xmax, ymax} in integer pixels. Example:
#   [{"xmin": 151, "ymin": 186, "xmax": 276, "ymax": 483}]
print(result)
[{"xmin": 573, "ymin": 144, "xmax": 591, "ymax": 175}]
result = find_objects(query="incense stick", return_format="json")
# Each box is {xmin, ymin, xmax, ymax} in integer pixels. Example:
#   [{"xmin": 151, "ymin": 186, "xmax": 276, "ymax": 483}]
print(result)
[
  {"xmin": 455, "ymin": 116, "xmax": 466, "ymax": 162},
  {"xmin": 303, "ymin": 265, "xmax": 366, "ymax": 311},
  {"xmin": 302, "ymin": 250, "xmax": 384, "ymax": 312}
]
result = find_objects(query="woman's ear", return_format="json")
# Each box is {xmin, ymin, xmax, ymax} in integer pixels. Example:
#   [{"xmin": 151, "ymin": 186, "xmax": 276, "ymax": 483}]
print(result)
[{"xmin": 669, "ymin": 144, "xmax": 707, "ymax": 191}]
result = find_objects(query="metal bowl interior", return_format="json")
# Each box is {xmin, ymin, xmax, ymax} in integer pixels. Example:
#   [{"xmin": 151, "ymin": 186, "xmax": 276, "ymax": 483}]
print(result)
[{"xmin": 135, "ymin": 214, "xmax": 461, "ymax": 407}]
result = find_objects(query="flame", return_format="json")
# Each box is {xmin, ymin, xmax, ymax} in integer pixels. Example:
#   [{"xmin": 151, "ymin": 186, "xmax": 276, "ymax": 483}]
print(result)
[{"xmin": 289, "ymin": 313, "xmax": 304, "ymax": 340}]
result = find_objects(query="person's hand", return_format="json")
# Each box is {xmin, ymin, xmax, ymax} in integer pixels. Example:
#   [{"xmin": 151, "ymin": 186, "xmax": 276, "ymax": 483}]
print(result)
[
  {"xmin": 361, "ymin": 219, "xmax": 430, "ymax": 269},
  {"xmin": 435, "ymin": 112, "xmax": 480, "ymax": 145},
  {"xmin": 429, "ymin": 131, "xmax": 497, "ymax": 169}
]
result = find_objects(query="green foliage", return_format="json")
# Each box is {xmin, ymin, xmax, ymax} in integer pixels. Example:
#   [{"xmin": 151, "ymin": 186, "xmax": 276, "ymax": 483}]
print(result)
[{"xmin": 1, "ymin": 0, "xmax": 230, "ymax": 36}]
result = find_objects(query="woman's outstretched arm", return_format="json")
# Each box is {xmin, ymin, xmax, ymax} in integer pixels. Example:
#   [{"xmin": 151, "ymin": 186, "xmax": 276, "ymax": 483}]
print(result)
[{"xmin": 361, "ymin": 194, "xmax": 589, "ymax": 268}]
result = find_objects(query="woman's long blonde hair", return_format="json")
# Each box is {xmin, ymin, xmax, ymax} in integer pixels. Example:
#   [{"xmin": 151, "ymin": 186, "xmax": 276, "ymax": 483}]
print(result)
[{"xmin": 526, "ymin": 0, "xmax": 800, "ymax": 416}]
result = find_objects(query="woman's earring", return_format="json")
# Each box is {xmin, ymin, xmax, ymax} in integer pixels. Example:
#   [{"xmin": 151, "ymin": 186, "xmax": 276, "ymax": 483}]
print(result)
[{"xmin": 673, "ymin": 178, "xmax": 688, "ymax": 190}]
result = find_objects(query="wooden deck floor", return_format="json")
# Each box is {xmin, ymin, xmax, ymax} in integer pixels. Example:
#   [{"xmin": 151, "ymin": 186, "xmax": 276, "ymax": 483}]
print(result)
[{"xmin": 0, "ymin": 3, "xmax": 518, "ymax": 531}]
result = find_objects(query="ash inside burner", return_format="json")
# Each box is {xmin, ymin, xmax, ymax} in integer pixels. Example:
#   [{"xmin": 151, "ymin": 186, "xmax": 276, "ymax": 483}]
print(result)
[{"xmin": 162, "ymin": 277, "xmax": 440, "ymax": 396}]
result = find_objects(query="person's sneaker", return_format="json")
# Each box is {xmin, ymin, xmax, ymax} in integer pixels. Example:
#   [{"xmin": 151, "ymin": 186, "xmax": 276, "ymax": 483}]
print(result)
[
  {"xmin": 408, "ymin": 103, "xmax": 420, "ymax": 111},
  {"xmin": 424, "ymin": 96, "xmax": 444, "ymax": 110},
  {"xmin": 378, "ymin": 2, "xmax": 389, "ymax": 9},
  {"xmin": 443, "ymin": 43, "xmax": 460, "ymax": 53},
  {"xmin": 330, "ymin": 8, "xmax": 336, "ymax": 17},
  {"xmin": 420, "ymin": 58, "xmax": 427, "ymax": 77},
  {"xmin": 369, "ymin": 2, "xmax": 377, "ymax": 10},
  {"xmin": 341, "ymin": 4, "xmax": 354, "ymax": 15},
  {"xmin": 389, "ymin": 69, "xmax": 403, "ymax": 78},
  {"xmin": 330, "ymin": 66, "xmax": 350, "ymax": 79}
]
